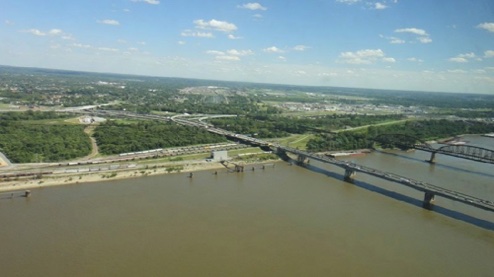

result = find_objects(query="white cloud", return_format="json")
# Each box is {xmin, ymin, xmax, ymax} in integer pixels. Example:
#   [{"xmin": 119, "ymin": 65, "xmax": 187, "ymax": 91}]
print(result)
[
  {"xmin": 181, "ymin": 30, "xmax": 214, "ymax": 38},
  {"xmin": 417, "ymin": 37, "xmax": 432, "ymax": 44},
  {"xmin": 477, "ymin": 22, "xmax": 494, "ymax": 33},
  {"xmin": 395, "ymin": 28, "xmax": 428, "ymax": 36},
  {"xmin": 97, "ymin": 47, "xmax": 119, "ymax": 52},
  {"xmin": 5, "ymin": 20, "xmax": 13, "ymax": 25},
  {"xmin": 98, "ymin": 19, "xmax": 120, "ymax": 26},
  {"xmin": 449, "ymin": 52, "xmax": 477, "ymax": 63},
  {"xmin": 407, "ymin": 57, "xmax": 423, "ymax": 62},
  {"xmin": 72, "ymin": 43, "xmax": 92, "ymax": 49},
  {"xmin": 253, "ymin": 14, "xmax": 263, "ymax": 19},
  {"xmin": 459, "ymin": 53, "xmax": 476, "ymax": 59},
  {"xmin": 382, "ymin": 57, "xmax": 396, "ymax": 63},
  {"xmin": 394, "ymin": 28, "xmax": 431, "ymax": 43},
  {"xmin": 278, "ymin": 56, "xmax": 287, "ymax": 61},
  {"xmin": 22, "ymin": 28, "xmax": 67, "ymax": 37},
  {"xmin": 48, "ymin": 29, "xmax": 63, "ymax": 35},
  {"xmin": 449, "ymin": 57, "xmax": 468, "ymax": 63},
  {"xmin": 263, "ymin": 46, "xmax": 284, "ymax": 53},
  {"xmin": 389, "ymin": 37, "xmax": 405, "ymax": 44},
  {"xmin": 339, "ymin": 49, "xmax": 389, "ymax": 64},
  {"xmin": 484, "ymin": 50, "xmax": 494, "ymax": 58},
  {"xmin": 380, "ymin": 35, "xmax": 405, "ymax": 44},
  {"xmin": 177, "ymin": 41, "xmax": 186, "ymax": 45},
  {"xmin": 131, "ymin": 0, "xmax": 160, "ymax": 4},
  {"xmin": 207, "ymin": 49, "xmax": 253, "ymax": 62},
  {"xmin": 226, "ymin": 49, "xmax": 254, "ymax": 56},
  {"xmin": 206, "ymin": 50, "xmax": 225, "ymax": 56},
  {"xmin": 194, "ymin": 19, "xmax": 237, "ymax": 33},
  {"xmin": 375, "ymin": 2, "xmax": 387, "ymax": 9},
  {"xmin": 216, "ymin": 55, "xmax": 241, "ymax": 61},
  {"xmin": 336, "ymin": 0, "xmax": 361, "ymax": 4},
  {"xmin": 447, "ymin": 69, "xmax": 467, "ymax": 74},
  {"xmin": 293, "ymin": 45, "xmax": 310, "ymax": 51},
  {"xmin": 228, "ymin": 34, "xmax": 242, "ymax": 40},
  {"xmin": 238, "ymin": 3, "xmax": 267, "ymax": 11}
]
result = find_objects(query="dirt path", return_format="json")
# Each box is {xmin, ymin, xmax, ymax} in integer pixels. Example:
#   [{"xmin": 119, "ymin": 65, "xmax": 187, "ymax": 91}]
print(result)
[{"xmin": 82, "ymin": 125, "xmax": 99, "ymax": 160}]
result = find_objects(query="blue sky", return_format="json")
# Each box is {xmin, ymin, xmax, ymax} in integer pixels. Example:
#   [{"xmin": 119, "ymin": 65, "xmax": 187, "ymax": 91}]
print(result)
[{"xmin": 1, "ymin": 0, "xmax": 494, "ymax": 94}]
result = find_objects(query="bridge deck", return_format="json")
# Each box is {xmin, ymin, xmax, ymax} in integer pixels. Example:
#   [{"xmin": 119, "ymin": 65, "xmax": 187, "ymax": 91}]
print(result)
[
  {"xmin": 75, "ymin": 111, "xmax": 494, "ymax": 213},
  {"xmin": 282, "ymin": 147, "xmax": 494, "ymax": 212}
]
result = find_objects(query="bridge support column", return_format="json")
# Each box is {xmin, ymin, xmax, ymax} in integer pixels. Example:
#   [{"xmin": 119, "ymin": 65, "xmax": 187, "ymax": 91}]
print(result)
[
  {"xmin": 235, "ymin": 165, "xmax": 244, "ymax": 172},
  {"xmin": 423, "ymin": 191, "xmax": 435, "ymax": 209},
  {"xmin": 297, "ymin": 155, "xmax": 308, "ymax": 165},
  {"xmin": 344, "ymin": 168, "xmax": 356, "ymax": 182},
  {"xmin": 428, "ymin": 152, "xmax": 436, "ymax": 164}
]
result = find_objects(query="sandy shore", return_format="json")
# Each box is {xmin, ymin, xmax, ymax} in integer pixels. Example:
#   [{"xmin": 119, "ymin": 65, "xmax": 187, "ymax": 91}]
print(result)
[{"xmin": 0, "ymin": 159, "xmax": 278, "ymax": 193}]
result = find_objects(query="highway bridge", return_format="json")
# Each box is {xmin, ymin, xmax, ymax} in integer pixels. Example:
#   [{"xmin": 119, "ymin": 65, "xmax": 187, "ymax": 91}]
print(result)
[
  {"xmin": 172, "ymin": 117, "xmax": 494, "ymax": 213},
  {"xmin": 72, "ymin": 110, "xmax": 494, "ymax": 213}
]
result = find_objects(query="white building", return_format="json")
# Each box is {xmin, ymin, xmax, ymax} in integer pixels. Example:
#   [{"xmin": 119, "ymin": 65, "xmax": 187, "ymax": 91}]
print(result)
[{"xmin": 212, "ymin": 150, "xmax": 228, "ymax": 161}]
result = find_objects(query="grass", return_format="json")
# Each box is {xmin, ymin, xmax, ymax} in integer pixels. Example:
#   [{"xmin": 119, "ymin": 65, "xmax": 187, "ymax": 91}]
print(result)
[
  {"xmin": 333, "ymin": 119, "xmax": 411, "ymax": 133},
  {"xmin": 273, "ymin": 134, "xmax": 314, "ymax": 150}
]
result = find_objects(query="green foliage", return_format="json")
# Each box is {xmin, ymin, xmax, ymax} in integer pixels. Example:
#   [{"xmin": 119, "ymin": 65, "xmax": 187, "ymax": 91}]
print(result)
[
  {"xmin": 209, "ymin": 114, "xmax": 405, "ymax": 138},
  {"xmin": 0, "ymin": 121, "xmax": 91, "ymax": 163},
  {"xmin": 306, "ymin": 119, "xmax": 494, "ymax": 152},
  {"xmin": 0, "ymin": 110, "xmax": 70, "ymax": 121},
  {"xmin": 93, "ymin": 120, "xmax": 227, "ymax": 155}
]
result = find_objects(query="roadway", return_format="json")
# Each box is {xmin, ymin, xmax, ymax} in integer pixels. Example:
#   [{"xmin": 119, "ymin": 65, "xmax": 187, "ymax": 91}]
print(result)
[
  {"xmin": 71, "ymin": 109, "xmax": 494, "ymax": 213},
  {"xmin": 171, "ymin": 116, "xmax": 494, "ymax": 213}
]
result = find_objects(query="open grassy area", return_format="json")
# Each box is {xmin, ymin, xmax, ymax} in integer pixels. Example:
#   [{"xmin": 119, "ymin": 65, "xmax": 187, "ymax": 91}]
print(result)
[
  {"xmin": 333, "ymin": 119, "xmax": 411, "ymax": 133},
  {"xmin": 273, "ymin": 134, "xmax": 314, "ymax": 150}
]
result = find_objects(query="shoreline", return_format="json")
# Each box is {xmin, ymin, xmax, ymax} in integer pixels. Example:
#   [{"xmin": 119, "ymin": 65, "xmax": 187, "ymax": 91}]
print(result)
[{"xmin": 0, "ymin": 159, "xmax": 279, "ymax": 193}]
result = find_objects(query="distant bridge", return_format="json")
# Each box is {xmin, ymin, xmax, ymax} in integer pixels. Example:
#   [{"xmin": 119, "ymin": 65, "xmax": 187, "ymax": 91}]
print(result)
[{"xmin": 374, "ymin": 134, "xmax": 494, "ymax": 164}]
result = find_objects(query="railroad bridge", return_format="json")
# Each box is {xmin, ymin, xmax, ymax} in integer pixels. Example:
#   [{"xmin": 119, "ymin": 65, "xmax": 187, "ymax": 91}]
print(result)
[{"xmin": 374, "ymin": 134, "xmax": 494, "ymax": 164}]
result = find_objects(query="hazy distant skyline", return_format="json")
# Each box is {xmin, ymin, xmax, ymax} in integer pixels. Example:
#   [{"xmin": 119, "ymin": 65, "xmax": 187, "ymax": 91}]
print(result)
[{"xmin": 1, "ymin": 0, "xmax": 494, "ymax": 94}]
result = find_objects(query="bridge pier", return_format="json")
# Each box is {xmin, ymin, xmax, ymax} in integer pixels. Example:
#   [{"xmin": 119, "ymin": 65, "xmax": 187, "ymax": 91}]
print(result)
[
  {"xmin": 235, "ymin": 164, "xmax": 244, "ymax": 172},
  {"xmin": 297, "ymin": 155, "xmax": 309, "ymax": 165},
  {"xmin": 428, "ymin": 152, "xmax": 436, "ymax": 164},
  {"xmin": 344, "ymin": 167, "xmax": 356, "ymax": 182},
  {"xmin": 423, "ymin": 191, "xmax": 435, "ymax": 209}
]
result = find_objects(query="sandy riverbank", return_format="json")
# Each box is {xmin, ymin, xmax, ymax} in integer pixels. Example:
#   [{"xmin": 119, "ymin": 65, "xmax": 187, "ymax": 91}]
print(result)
[{"xmin": 0, "ymin": 159, "xmax": 278, "ymax": 193}]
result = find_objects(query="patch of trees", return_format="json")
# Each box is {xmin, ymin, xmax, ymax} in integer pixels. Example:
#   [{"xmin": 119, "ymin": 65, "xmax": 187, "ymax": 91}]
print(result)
[
  {"xmin": 209, "ymin": 114, "xmax": 405, "ymax": 138},
  {"xmin": 306, "ymin": 119, "xmax": 494, "ymax": 152},
  {"xmin": 0, "ymin": 122, "xmax": 91, "ymax": 163},
  {"xmin": 93, "ymin": 120, "xmax": 227, "ymax": 155},
  {"xmin": 0, "ymin": 110, "xmax": 69, "ymax": 121}
]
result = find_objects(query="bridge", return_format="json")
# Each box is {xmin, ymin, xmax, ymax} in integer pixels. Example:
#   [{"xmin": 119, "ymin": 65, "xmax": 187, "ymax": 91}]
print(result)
[
  {"xmin": 71, "ymin": 110, "xmax": 494, "ymax": 213},
  {"xmin": 374, "ymin": 134, "xmax": 494, "ymax": 164},
  {"xmin": 174, "ymin": 118, "xmax": 494, "ymax": 213}
]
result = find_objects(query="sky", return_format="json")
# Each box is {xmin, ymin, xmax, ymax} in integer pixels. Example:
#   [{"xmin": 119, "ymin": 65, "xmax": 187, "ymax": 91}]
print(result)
[{"xmin": 1, "ymin": 0, "xmax": 494, "ymax": 94}]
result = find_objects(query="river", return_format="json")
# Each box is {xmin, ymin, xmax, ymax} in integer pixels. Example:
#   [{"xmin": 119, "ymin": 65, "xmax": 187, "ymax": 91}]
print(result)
[{"xmin": 0, "ymin": 135, "xmax": 493, "ymax": 276}]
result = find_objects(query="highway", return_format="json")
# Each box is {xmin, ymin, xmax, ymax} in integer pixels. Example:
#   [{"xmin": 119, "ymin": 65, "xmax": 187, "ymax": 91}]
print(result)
[{"xmin": 171, "ymin": 116, "xmax": 494, "ymax": 213}]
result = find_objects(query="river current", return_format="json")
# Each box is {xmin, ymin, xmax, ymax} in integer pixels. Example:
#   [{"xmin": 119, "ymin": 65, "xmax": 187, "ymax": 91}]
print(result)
[{"xmin": 1, "ymin": 135, "xmax": 493, "ymax": 276}]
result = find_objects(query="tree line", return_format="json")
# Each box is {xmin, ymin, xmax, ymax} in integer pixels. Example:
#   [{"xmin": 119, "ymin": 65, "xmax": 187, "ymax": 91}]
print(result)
[
  {"xmin": 93, "ymin": 120, "xmax": 227, "ymax": 155},
  {"xmin": 306, "ymin": 119, "xmax": 494, "ymax": 152}
]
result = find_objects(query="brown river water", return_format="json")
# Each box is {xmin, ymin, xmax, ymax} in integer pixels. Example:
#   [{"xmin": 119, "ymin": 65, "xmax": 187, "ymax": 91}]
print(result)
[{"xmin": 1, "ymin": 135, "xmax": 493, "ymax": 276}]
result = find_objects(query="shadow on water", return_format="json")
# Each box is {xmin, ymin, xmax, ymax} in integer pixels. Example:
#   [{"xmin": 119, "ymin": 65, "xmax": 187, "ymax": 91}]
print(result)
[
  {"xmin": 298, "ymin": 162, "xmax": 494, "ymax": 231},
  {"xmin": 377, "ymin": 150, "xmax": 494, "ymax": 178},
  {"xmin": 374, "ymin": 149, "xmax": 428, "ymax": 163}
]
